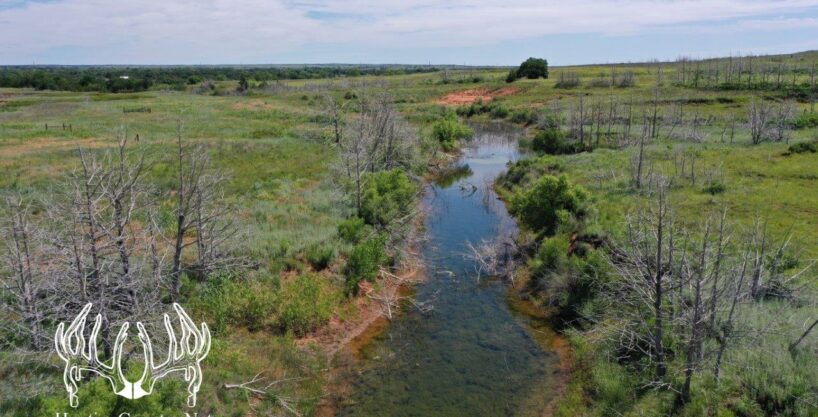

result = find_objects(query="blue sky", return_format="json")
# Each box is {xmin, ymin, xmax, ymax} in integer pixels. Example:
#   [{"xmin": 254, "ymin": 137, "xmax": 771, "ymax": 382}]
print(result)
[{"xmin": 2, "ymin": 0, "xmax": 818, "ymax": 65}]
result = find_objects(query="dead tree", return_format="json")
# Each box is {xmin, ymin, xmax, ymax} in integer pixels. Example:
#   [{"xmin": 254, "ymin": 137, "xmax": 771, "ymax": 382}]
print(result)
[
  {"xmin": 772, "ymin": 100, "xmax": 796, "ymax": 144},
  {"xmin": 0, "ymin": 196, "xmax": 54, "ymax": 350},
  {"xmin": 323, "ymin": 93, "xmax": 346, "ymax": 144},
  {"xmin": 748, "ymin": 100, "xmax": 773, "ymax": 145},
  {"xmin": 608, "ymin": 182, "xmax": 672, "ymax": 381},
  {"xmin": 169, "ymin": 124, "xmax": 237, "ymax": 301}
]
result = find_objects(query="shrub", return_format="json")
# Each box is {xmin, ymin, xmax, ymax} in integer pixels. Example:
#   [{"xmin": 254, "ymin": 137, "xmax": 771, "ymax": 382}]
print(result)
[
  {"xmin": 490, "ymin": 104, "xmax": 510, "ymax": 119},
  {"xmin": 511, "ymin": 175, "xmax": 589, "ymax": 235},
  {"xmin": 531, "ymin": 128, "xmax": 584, "ymax": 155},
  {"xmin": 338, "ymin": 216, "xmax": 367, "ymax": 243},
  {"xmin": 305, "ymin": 243, "xmax": 335, "ymax": 270},
  {"xmin": 530, "ymin": 236, "xmax": 567, "ymax": 279},
  {"xmin": 792, "ymin": 112, "xmax": 818, "ymax": 129},
  {"xmin": 344, "ymin": 235, "xmax": 388, "ymax": 295},
  {"xmin": 193, "ymin": 274, "xmax": 279, "ymax": 333},
  {"xmin": 360, "ymin": 169, "xmax": 417, "ymax": 227},
  {"xmin": 278, "ymin": 273, "xmax": 337, "ymax": 335},
  {"xmin": 788, "ymin": 141, "xmax": 817, "ymax": 154},
  {"xmin": 505, "ymin": 69, "xmax": 519, "ymax": 83},
  {"xmin": 510, "ymin": 108, "xmax": 536, "ymax": 125},
  {"xmin": 432, "ymin": 116, "xmax": 474, "ymax": 151},
  {"xmin": 703, "ymin": 181, "xmax": 727, "ymax": 195}
]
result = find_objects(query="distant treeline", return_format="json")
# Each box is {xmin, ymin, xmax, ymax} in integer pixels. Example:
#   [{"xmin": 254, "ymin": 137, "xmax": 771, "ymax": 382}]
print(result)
[{"xmin": 0, "ymin": 65, "xmax": 443, "ymax": 93}]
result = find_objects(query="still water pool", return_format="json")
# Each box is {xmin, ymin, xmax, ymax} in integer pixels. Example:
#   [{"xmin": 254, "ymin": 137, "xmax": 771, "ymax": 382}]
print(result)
[{"xmin": 339, "ymin": 124, "xmax": 559, "ymax": 417}]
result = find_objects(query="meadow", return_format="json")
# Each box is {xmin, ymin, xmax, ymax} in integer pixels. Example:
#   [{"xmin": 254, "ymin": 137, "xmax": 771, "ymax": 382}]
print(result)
[{"xmin": 1, "ymin": 50, "xmax": 817, "ymax": 416}]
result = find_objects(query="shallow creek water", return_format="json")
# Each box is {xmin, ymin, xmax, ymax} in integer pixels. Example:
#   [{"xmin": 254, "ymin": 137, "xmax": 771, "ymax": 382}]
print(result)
[{"xmin": 339, "ymin": 124, "xmax": 559, "ymax": 417}]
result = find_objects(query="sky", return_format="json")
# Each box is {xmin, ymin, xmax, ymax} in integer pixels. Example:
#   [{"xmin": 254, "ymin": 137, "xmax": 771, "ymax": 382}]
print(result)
[{"xmin": 1, "ymin": 0, "xmax": 818, "ymax": 65}]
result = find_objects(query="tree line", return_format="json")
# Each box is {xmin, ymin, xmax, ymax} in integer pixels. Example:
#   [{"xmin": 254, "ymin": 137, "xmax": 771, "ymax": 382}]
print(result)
[{"xmin": 0, "ymin": 65, "xmax": 443, "ymax": 93}]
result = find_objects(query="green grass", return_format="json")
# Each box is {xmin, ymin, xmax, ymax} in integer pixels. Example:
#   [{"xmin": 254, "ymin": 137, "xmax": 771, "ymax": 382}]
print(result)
[{"xmin": 1, "ymin": 52, "xmax": 817, "ymax": 416}]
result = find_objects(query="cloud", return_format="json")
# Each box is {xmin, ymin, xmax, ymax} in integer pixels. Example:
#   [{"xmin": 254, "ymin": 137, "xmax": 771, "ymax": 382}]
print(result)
[{"xmin": 2, "ymin": 0, "xmax": 818, "ymax": 63}]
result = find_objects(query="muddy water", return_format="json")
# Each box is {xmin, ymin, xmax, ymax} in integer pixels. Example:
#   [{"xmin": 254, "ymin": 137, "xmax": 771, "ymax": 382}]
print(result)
[{"xmin": 339, "ymin": 124, "xmax": 559, "ymax": 417}]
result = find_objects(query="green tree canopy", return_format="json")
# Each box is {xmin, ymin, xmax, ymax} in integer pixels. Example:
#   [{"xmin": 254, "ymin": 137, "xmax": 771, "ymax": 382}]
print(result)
[{"xmin": 515, "ymin": 57, "xmax": 549, "ymax": 80}]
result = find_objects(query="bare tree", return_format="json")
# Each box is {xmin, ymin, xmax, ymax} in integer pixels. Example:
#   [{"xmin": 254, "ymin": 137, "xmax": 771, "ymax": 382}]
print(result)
[
  {"xmin": 0, "ymin": 196, "xmax": 55, "ymax": 350},
  {"xmin": 607, "ymin": 182, "xmax": 672, "ymax": 381},
  {"xmin": 772, "ymin": 100, "xmax": 796, "ymax": 144},
  {"xmin": 748, "ymin": 100, "xmax": 773, "ymax": 145},
  {"xmin": 169, "ymin": 124, "xmax": 239, "ymax": 301}
]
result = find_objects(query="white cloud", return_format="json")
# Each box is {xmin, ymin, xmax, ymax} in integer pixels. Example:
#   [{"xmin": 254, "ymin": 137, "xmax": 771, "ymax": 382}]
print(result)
[{"xmin": 2, "ymin": 0, "xmax": 818, "ymax": 63}]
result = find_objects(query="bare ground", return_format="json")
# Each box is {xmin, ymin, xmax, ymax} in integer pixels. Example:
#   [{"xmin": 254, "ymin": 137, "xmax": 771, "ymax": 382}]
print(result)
[{"xmin": 436, "ymin": 87, "xmax": 520, "ymax": 105}]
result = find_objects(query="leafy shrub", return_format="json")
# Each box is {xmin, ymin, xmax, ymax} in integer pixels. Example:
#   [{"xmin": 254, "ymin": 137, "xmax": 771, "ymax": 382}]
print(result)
[
  {"xmin": 530, "ymin": 236, "xmax": 567, "ymax": 279},
  {"xmin": 360, "ymin": 169, "xmax": 417, "ymax": 227},
  {"xmin": 703, "ymin": 181, "xmax": 727, "ymax": 195},
  {"xmin": 792, "ymin": 112, "xmax": 818, "ymax": 129},
  {"xmin": 338, "ymin": 216, "xmax": 367, "ymax": 243},
  {"xmin": 510, "ymin": 108, "xmax": 537, "ymax": 125},
  {"xmin": 788, "ymin": 141, "xmax": 817, "ymax": 154},
  {"xmin": 305, "ymin": 243, "xmax": 335, "ymax": 270},
  {"xmin": 531, "ymin": 129, "xmax": 585, "ymax": 155},
  {"xmin": 193, "ymin": 274, "xmax": 278, "ymax": 333},
  {"xmin": 432, "ymin": 116, "xmax": 473, "ymax": 151},
  {"xmin": 278, "ymin": 273, "xmax": 337, "ymax": 335},
  {"xmin": 344, "ymin": 235, "xmax": 388, "ymax": 295},
  {"xmin": 511, "ymin": 175, "xmax": 589, "ymax": 235},
  {"xmin": 505, "ymin": 69, "xmax": 519, "ymax": 83},
  {"xmin": 456, "ymin": 101, "xmax": 510, "ymax": 120},
  {"xmin": 489, "ymin": 104, "xmax": 510, "ymax": 119}
]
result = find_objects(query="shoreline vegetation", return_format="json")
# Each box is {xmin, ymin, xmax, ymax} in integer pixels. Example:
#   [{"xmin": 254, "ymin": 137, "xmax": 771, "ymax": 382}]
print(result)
[{"xmin": 1, "ymin": 49, "xmax": 817, "ymax": 417}]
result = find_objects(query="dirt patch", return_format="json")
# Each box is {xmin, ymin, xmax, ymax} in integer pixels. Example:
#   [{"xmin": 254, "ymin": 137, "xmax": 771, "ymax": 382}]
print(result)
[
  {"xmin": 436, "ymin": 87, "xmax": 520, "ymax": 105},
  {"xmin": 231, "ymin": 99, "xmax": 276, "ymax": 111},
  {"xmin": 0, "ymin": 137, "xmax": 111, "ymax": 159}
]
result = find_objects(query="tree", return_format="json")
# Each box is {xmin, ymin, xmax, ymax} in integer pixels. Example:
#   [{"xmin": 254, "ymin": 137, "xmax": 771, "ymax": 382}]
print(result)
[
  {"xmin": 169, "ymin": 124, "xmax": 239, "ymax": 301},
  {"xmin": 748, "ymin": 100, "xmax": 773, "ymax": 145},
  {"xmin": 516, "ymin": 57, "xmax": 549, "ymax": 80},
  {"xmin": 237, "ymin": 75, "xmax": 249, "ymax": 93}
]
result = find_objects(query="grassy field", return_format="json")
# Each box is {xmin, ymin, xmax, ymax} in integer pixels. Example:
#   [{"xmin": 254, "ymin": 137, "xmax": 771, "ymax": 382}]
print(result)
[{"xmin": 1, "ymin": 51, "xmax": 817, "ymax": 416}]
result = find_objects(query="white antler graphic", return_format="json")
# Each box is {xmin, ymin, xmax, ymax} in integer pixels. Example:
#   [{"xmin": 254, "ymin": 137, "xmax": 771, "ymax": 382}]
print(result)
[{"xmin": 54, "ymin": 303, "xmax": 210, "ymax": 407}]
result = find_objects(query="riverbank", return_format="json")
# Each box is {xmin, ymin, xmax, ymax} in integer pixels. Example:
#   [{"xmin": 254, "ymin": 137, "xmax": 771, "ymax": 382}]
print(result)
[{"xmin": 325, "ymin": 123, "xmax": 565, "ymax": 417}]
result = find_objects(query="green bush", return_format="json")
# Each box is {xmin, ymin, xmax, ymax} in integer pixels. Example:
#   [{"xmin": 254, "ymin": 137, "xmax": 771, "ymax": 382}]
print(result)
[
  {"xmin": 489, "ymin": 104, "xmax": 510, "ymax": 119},
  {"xmin": 192, "ymin": 274, "xmax": 278, "ymax": 333},
  {"xmin": 344, "ymin": 235, "xmax": 388, "ymax": 295},
  {"xmin": 360, "ymin": 169, "xmax": 417, "ymax": 227},
  {"xmin": 510, "ymin": 108, "xmax": 537, "ymax": 125},
  {"xmin": 278, "ymin": 273, "xmax": 337, "ymax": 335},
  {"xmin": 792, "ymin": 112, "xmax": 818, "ymax": 129},
  {"xmin": 788, "ymin": 141, "xmax": 817, "ymax": 154},
  {"xmin": 704, "ymin": 181, "xmax": 727, "ymax": 195},
  {"xmin": 432, "ymin": 116, "xmax": 473, "ymax": 151},
  {"xmin": 510, "ymin": 175, "xmax": 589, "ymax": 235},
  {"xmin": 530, "ymin": 236, "xmax": 567, "ymax": 279},
  {"xmin": 338, "ymin": 216, "xmax": 367, "ymax": 243},
  {"xmin": 531, "ymin": 128, "xmax": 584, "ymax": 155},
  {"xmin": 305, "ymin": 243, "xmax": 335, "ymax": 270}
]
